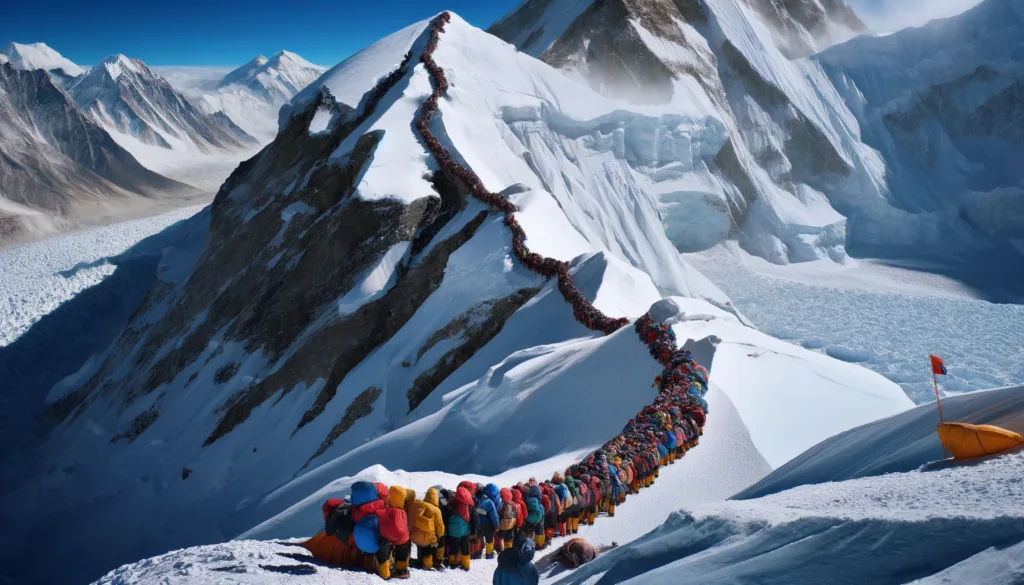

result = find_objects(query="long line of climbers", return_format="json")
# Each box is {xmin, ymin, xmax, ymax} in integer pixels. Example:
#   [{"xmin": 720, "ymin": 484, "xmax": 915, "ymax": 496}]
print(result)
[
  {"xmin": 302, "ymin": 11, "xmax": 711, "ymax": 580},
  {"xmin": 312, "ymin": 349, "xmax": 707, "ymax": 579}
]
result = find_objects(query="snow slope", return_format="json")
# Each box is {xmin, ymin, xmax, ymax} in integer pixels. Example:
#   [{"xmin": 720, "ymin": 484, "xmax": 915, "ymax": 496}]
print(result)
[
  {"xmin": 736, "ymin": 383, "xmax": 1024, "ymax": 499},
  {"xmin": 0, "ymin": 41, "xmax": 84, "ymax": 76},
  {"xmin": 559, "ymin": 451, "xmax": 1024, "ymax": 585},
  {"xmin": 90, "ymin": 391, "xmax": 1023, "ymax": 585},
  {"xmin": 2, "ymin": 12, "xmax": 911, "ymax": 585}
]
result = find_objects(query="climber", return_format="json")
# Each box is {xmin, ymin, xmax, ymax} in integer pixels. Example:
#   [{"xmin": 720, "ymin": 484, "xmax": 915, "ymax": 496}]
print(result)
[
  {"xmin": 374, "ymin": 486, "xmax": 411, "ymax": 579},
  {"xmin": 497, "ymin": 487, "xmax": 519, "ymax": 551},
  {"xmin": 492, "ymin": 532, "xmax": 539, "ymax": 585},
  {"xmin": 564, "ymin": 475, "xmax": 581, "ymax": 535},
  {"xmin": 432, "ymin": 486, "xmax": 455, "ymax": 568},
  {"xmin": 476, "ymin": 483, "xmax": 502, "ymax": 559},
  {"xmin": 541, "ymin": 481, "xmax": 558, "ymax": 543},
  {"xmin": 549, "ymin": 538, "xmax": 613, "ymax": 570},
  {"xmin": 510, "ymin": 486, "xmax": 528, "ymax": 540},
  {"xmin": 446, "ymin": 485, "xmax": 475, "ymax": 571},
  {"xmin": 300, "ymin": 499, "xmax": 361, "ymax": 568},
  {"xmin": 408, "ymin": 488, "xmax": 445, "ymax": 570},
  {"xmin": 350, "ymin": 481, "xmax": 389, "ymax": 577},
  {"xmin": 524, "ymin": 483, "xmax": 545, "ymax": 549}
]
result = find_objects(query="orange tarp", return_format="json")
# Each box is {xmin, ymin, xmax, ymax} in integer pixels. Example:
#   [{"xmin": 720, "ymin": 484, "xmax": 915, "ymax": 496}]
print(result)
[
  {"xmin": 302, "ymin": 531, "xmax": 362, "ymax": 567},
  {"xmin": 937, "ymin": 422, "xmax": 1024, "ymax": 460}
]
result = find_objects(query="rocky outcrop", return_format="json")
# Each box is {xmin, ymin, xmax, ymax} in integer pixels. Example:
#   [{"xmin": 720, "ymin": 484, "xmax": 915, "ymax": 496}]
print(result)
[
  {"xmin": 407, "ymin": 287, "xmax": 540, "ymax": 412},
  {"xmin": 306, "ymin": 386, "xmax": 383, "ymax": 467}
]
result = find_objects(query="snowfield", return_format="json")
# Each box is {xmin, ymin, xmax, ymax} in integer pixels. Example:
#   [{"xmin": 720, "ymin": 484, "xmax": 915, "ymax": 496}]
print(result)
[
  {"xmin": 0, "ymin": 205, "xmax": 207, "ymax": 347},
  {"xmin": 690, "ymin": 245, "xmax": 1024, "ymax": 403},
  {"xmin": 560, "ymin": 452, "xmax": 1024, "ymax": 585}
]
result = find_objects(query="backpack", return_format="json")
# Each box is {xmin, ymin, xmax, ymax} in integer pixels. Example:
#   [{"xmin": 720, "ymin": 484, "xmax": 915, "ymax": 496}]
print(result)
[
  {"xmin": 324, "ymin": 501, "xmax": 354, "ymax": 541},
  {"xmin": 498, "ymin": 501, "xmax": 517, "ymax": 531}
]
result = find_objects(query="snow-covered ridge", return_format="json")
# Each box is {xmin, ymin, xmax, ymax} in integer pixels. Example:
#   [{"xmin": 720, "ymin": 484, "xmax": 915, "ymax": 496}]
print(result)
[{"xmin": 0, "ymin": 41, "xmax": 83, "ymax": 76}]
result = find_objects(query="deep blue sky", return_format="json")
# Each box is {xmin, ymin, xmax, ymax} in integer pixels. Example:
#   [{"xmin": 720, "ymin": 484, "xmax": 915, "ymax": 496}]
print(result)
[
  {"xmin": 0, "ymin": 0, "xmax": 521, "ymax": 67},
  {"xmin": 0, "ymin": 0, "xmax": 983, "ymax": 68}
]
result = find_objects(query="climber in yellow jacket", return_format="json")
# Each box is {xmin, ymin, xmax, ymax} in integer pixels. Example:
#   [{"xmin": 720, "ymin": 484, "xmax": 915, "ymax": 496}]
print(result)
[
  {"xmin": 408, "ymin": 487, "xmax": 446, "ymax": 570},
  {"xmin": 384, "ymin": 486, "xmax": 414, "ymax": 579}
]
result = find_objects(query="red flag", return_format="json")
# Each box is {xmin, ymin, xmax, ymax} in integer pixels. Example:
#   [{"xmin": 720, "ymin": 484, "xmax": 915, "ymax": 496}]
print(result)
[{"xmin": 930, "ymin": 354, "xmax": 947, "ymax": 376}]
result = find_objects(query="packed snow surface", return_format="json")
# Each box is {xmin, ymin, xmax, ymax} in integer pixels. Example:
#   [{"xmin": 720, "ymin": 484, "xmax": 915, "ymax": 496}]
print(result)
[
  {"xmin": 560, "ymin": 452, "xmax": 1024, "ymax": 585},
  {"xmin": 0, "ymin": 205, "xmax": 207, "ymax": 347},
  {"xmin": 737, "ymin": 383, "xmax": 1024, "ymax": 499},
  {"xmin": 690, "ymin": 245, "xmax": 1024, "ymax": 403}
]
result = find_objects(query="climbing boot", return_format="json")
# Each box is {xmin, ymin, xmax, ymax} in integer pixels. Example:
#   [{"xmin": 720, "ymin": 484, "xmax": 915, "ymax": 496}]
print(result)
[
  {"xmin": 608, "ymin": 503, "xmax": 616, "ymax": 517},
  {"xmin": 421, "ymin": 554, "xmax": 433, "ymax": 570},
  {"xmin": 448, "ymin": 554, "xmax": 458, "ymax": 568},
  {"xmin": 378, "ymin": 560, "xmax": 391, "ymax": 580},
  {"xmin": 486, "ymin": 541, "xmax": 494, "ymax": 557},
  {"xmin": 534, "ymin": 533, "xmax": 544, "ymax": 549},
  {"xmin": 504, "ymin": 539, "xmax": 513, "ymax": 550},
  {"xmin": 461, "ymin": 556, "xmax": 471, "ymax": 571}
]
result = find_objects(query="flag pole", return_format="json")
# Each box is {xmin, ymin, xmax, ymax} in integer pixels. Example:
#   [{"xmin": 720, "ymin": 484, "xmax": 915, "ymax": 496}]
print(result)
[{"xmin": 932, "ymin": 364, "xmax": 949, "ymax": 459}]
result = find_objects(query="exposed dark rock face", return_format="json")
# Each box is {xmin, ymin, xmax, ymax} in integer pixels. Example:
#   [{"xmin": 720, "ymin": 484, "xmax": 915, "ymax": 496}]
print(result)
[
  {"xmin": 407, "ymin": 287, "xmax": 540, "ymax": 412},
  {"xmin": 305, "ymin": 386, "xmax": 383, "ymax": 467},
  {"xmin": 110, "ymin": 403, "xmax": 161, "ymax": 444},
  {"xmin": 537, "ymin": 0, "xmax": 718, "ymax": 106},
  {"xmin": 721, "ymin": 41, "xmax": 787, "ymax": 107}
]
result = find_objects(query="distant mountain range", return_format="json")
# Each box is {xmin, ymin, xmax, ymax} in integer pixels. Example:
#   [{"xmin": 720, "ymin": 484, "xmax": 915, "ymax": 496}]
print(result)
[{"xmin": 0, "ymin": 43, "xmax": 326, "ymax": 246}]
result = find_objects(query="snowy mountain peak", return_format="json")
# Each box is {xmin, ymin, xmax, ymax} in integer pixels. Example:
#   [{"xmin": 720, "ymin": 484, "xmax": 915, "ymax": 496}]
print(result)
[
  {"xmin": 216, "ymin": 55, "xmax": 269, "ymax": 88},
  {"xmin": 214, "ymin": 49, "xmax": 325, "ymax": 104},
  {"xmin": 97, "ymin": 54, "xmax": 146, "ymax": 80},
  {"xmin": 69, "ymin": 52, "xmax": 256, "ymax": 155},
  {"xmin": 0, "ymin": 41, "xmax": 84, "ymax": 76}
]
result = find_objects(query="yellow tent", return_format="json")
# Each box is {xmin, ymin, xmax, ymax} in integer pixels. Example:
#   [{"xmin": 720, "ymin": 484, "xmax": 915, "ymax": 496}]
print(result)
[{"xmin": 937, "ymin": 422, "xmax": 1024, "ymax": 460}]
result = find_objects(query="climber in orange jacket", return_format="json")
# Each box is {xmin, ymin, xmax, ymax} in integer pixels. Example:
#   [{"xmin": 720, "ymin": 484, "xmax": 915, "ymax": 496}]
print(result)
[{"xmin": 408, "ymin": 488, "xmax": 445, "ymax": 570}]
